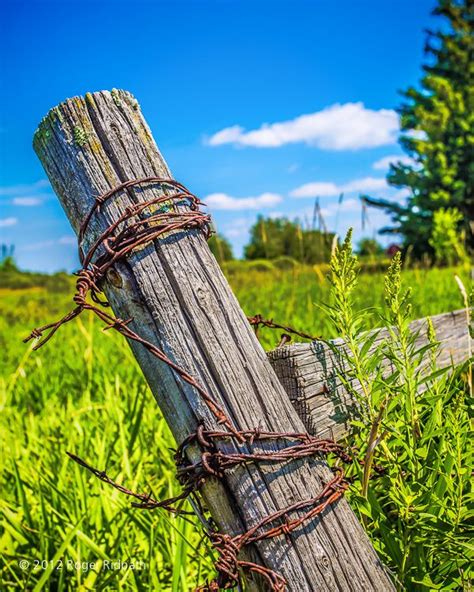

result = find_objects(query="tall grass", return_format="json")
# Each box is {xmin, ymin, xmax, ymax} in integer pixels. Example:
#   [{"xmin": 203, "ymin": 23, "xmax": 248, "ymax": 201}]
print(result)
[
  {"xmin": 0, "ymin": 260, "xmax": 471, "ymax": 590},
  {"xmin": 0, "ymin": 301, "xmax": 214, "ymax": 591},
  {"xmin": 230, "ymin": 262, "xmax": 470, "ymax": 349}
]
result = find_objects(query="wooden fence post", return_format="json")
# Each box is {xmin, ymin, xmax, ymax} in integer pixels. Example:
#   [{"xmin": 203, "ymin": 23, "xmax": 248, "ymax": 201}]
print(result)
[
  {"xmin": 268, "ymin": 309, "xmax": 472, "ymax": 441},
  {"xmin": 32, "ymin": 89, "xmax": 395, "ymax": 591}
]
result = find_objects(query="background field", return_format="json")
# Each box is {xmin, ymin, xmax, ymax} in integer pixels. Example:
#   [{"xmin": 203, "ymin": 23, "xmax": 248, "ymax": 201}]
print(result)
[{"xmin": 0, "ymin": 263, "xmax": 470, "ymax": 590}]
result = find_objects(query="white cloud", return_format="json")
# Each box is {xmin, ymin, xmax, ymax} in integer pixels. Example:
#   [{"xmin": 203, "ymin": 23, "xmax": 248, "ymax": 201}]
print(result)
[
  {"xmin": 315, "ymin": 198, "xmax": 361, "ymax": 219},
  {"xmin": 372, "ymin": 154, "xmax": 415, "ymax": 170},
  {"xmin": 392, "ymin": 188, "xmax": 411, "ymax": 201},
  {"xmin": 207, "ymin": 102, "xmax": 398, "ymax": 150},
  {"xmin": 336, "ymin": 198, "xmax": 360, "ymax": 212},
  {"xmin": 0, "ymin": 217, "xmax": 18, "ymax": 228},
  {"xmin": 207, "ymin": 125, "xmax": 244, "ymax": 146},
  {"xmin": 12, "ymin": 197, "xmax": 42, "ymax": 206},
  {"xmin": 290, "ymin": 176, "xmax": 388, "ymax": 198},
  {"xmin": 19, "ymin": 235, "xmax": 77, "ymax": 252},
  {"xmin": 0, "ymin": 180, "xmax": 50, "ymax": 196},
  {"xmin": 221, "ymin": 217, "xmax": 254, "ymax": 239},
  {"xmin": 343, "ymin": 177, "xmax": 388, "ymax": 193},
  {"xmin": 405, "ymin": 129, "xmax": 427, "ymax": 140},
  {"xmin": 58, "ymin": 235, "xmax": 76, "ymax": 245},
  {"xmin": 205, "ymin": 192, "xmax": 283, "ymax": 211},
  {"xmin": 290, "ymin": 182, "xmax": 340, "ymax": 198}
]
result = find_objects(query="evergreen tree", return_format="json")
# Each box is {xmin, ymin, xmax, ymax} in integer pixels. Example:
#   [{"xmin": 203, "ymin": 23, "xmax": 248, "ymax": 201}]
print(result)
[{"xmin": 363, "ymin": 0, "xmax": 473, "ymax": 258}]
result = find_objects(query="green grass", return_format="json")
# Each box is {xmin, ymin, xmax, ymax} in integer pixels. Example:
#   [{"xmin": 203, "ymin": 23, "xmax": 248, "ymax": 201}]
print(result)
[
  {"xmin": 0, "ymin": 263, "xmax": 471, "ymax": 590},
  {"xmin": 0, "ymin": 290, "xmax": 214, "ymax": 591},
  {"xmin": 230, "ymin": 263, "xmax": 470, "ymax": 349}
]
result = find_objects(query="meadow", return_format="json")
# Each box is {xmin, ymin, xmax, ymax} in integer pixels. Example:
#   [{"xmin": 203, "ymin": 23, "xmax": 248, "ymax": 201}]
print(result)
[{"xmin": 0, "ymin": 259, "xmax": 471, "ymax": 591}]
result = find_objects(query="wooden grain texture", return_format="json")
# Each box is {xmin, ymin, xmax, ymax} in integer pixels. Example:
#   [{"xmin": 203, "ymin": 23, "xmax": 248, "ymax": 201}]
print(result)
[
  {"xmin": 268, "ymin": 309, "xmax": 472, "ymax": 441},
  {"xmin": 33, "ymin": 89, "xmax": 394, "ymax": 592}
]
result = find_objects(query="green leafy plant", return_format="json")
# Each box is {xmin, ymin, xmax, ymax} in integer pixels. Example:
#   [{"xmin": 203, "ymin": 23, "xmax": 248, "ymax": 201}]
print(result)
[{"xmin": 325, "ymin": 230, "xmax": 472, "ymax": 590}]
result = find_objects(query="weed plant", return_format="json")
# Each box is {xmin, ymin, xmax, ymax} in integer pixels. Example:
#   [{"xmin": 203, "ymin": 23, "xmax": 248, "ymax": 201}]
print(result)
[{"xmin": 325, "ymin": 231, "xmax": 472, "ymax": 590}]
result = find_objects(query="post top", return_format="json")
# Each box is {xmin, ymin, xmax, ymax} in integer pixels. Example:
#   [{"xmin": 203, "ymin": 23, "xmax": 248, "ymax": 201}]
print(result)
[{"xmin": 33, "ymin": 89, "xmax": 139, "ymax": 148}]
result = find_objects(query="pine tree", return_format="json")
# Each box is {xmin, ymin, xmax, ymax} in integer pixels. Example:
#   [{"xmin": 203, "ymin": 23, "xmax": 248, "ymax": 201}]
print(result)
[{"xmin": 363, "ymin": 0, "xmax": 473, "ymax": 259}]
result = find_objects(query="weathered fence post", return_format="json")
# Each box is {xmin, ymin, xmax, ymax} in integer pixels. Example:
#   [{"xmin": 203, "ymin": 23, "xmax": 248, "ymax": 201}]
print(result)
[
  {"xmin": 33, "ymin": 89, "xmax": 395, "ymax": 591},
  {"xmin": 268, "ymin": 309, "xmax": 473, "ymax": 441}
]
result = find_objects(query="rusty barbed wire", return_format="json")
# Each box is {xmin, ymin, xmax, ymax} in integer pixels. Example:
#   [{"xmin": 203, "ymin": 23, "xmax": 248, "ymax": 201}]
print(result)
[
  {"xmin": 24, "ymin": 178, "xmax": 240, "ymax": 437},
  {"xmin": 247, "ymin": 314, "xmax": 320, "ymax": 343},
  {"xmin": 25, "ymin": 177, "xmax": 350, "ymax": 592},
  {"xmin": 66, "ymin": 451, "xmax": 195, "ymax": 514},
  {"xmin": 67, "ymin": 427, "xmax": 350, "ymax": 511},
  {"xmin": 197, "ymin": 469, "xmax": 347, "ymax": 592},
  {"xmin": 68, "ymin": 426, "xmax": 350, "ymax": 591}
]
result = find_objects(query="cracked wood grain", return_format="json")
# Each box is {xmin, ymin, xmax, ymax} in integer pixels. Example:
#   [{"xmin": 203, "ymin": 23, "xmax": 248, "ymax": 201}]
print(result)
[{"xmin": 269, "ymin": 309, "xmax": 472, "ymax": 441}]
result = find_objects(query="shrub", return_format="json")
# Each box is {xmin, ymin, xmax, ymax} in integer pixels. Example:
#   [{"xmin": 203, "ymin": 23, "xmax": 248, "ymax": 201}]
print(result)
[
  {"xmin": 220, "ymin": 260, "xmax": 247, "ymax": 276},
  {"xmin": 429, "ymin": 207, "xmax": 467, "ymax": 266},
  {"xmin": 208, "ymin": 234, "xmax": 234, "ymax": 263},
  {"xmin": 324, "ymin": 230, "xmax": 472, "ymax": 590},
  {"xmin": 245, "ymin": 259, "xmax": 276, "ymax": 273},
  {"xmin": 357, "ymin": 237, "xmax": 384, "ymax": 257},
  {"xmin": 272, "ymin": 256, "xmax": 300, "ymax": 271}
]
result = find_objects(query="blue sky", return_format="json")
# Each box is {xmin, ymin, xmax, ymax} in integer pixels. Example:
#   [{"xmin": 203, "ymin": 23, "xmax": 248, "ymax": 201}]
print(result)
[{"xmin": 0, "ymin": 0, "xmax": 436, "ymax": 272}]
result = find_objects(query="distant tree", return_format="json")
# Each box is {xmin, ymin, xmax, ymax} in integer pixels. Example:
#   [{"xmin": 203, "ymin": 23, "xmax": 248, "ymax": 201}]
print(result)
[
  {"xmin": 357, "ymin": 238, "xmax": 384, "ymax": 257},
  {"xmin": 0, "ymin": 245, "xmax": 17, "ymax": 272},
  {"xmin": 244, "ymin": 216, "xmax": 334, "ymax": 264},
  {"xmin": 363, "ymin": 0, "xmax": 473, "ymax": 258},
  {"xmin": 208, "ymin": 234, "xmax": 234, "ymax": 263},
  {"xmin": 1, "ymin": 244, "xmax": 15, "ymax": 263},
  {"xmin": 0, "ymin": 256, "xmax": 17, "ymax": 272},
  {"xmin": 245, "ymin": 217, "xmax": 292, "ymax": 260},
  {"xmin": 301, "ymin": 229, "xmax": 336, "ymax": 264}
]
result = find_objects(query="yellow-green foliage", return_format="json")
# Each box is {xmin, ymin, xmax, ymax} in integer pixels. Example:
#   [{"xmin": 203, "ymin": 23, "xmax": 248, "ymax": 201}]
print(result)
[
  {"xmin": 323, "ymin": 240, "xmax": 472, "ymax": 590},
  {"xmin": 429, "ymin": 207, "xmax": 467, "ymax": 265},
  {"xmin": 0, "ymin": 261, "xmax": 471, "ymax": 590}
]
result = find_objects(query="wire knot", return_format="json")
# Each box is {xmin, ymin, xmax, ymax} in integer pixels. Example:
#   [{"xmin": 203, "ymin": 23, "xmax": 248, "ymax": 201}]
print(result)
[
  {"xmin": 209, "ymin": 533, "xmax": 241, "ymax": 591},
  {"xmin": 73, "ymin": 267, "xmax": 102, "ymax": 307},
  {"xmin": 103, "ymin": 317, "xmax": 133, "ymax": 332},
  {"xmin": 94, "ymin": 192, "xmax": 107, "ymax": 206},
  {"xmin": 27, "ymin": 327, "xmax": 43, "ymax": 340}
]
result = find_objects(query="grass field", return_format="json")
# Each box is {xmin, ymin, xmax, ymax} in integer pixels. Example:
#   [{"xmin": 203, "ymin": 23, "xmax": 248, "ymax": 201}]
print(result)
[{"xmin": 0, "ymin": 262, "xmax": 471, "ymax": 590}]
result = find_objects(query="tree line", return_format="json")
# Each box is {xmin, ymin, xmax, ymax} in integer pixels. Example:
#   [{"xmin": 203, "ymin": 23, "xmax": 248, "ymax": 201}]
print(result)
[{"xmin": 208, "ymin": 218, "xmax": 384, "ymax": 265}]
